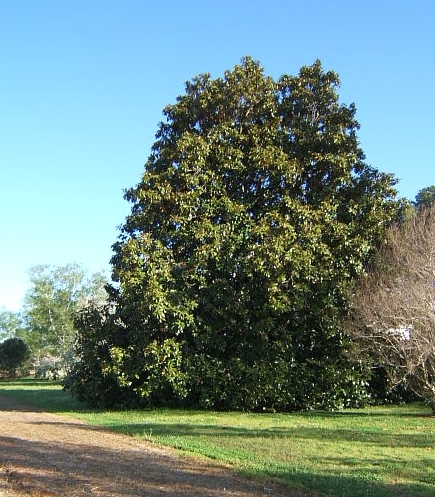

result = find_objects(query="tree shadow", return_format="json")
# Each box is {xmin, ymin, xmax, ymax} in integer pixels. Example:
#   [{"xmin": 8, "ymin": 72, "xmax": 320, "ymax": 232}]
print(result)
[
  {"xmin": 0, "ymin": 388, "xmax": 86, "ymax": 413},
  {"xmin": 270, "ymin": 467, "xmax": 434, "ymax": 497},
  {"xmin": 104, "ymin": 420, "xmax": 435, "ymax": 449}
]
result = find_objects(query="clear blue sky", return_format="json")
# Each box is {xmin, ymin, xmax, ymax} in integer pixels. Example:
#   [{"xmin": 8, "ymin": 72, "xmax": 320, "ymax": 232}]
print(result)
[{"xmin": 1, "ymin": 1, "xmax": 434, "ymax": 311}]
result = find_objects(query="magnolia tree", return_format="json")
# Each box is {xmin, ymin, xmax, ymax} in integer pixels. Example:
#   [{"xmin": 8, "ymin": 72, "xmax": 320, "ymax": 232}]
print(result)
[
  {"xmin": 67, "ymin": 57, "xmax": 401, "ymax": 410},
  {"xmin": 348, "ymin": 204, "xmax": 435, "ymax": 411}
]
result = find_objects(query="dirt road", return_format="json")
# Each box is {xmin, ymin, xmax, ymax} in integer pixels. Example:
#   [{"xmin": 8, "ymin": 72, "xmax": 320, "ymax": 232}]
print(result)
[{"xmin": 0, "ymin": 395, "xmax": 304, "ymax": 497}]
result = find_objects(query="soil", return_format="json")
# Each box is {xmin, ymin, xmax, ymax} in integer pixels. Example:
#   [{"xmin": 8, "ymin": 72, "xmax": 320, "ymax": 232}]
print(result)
[{"xmin": 0, "ymin": 395, "xmax": 309, "ymax": 497}]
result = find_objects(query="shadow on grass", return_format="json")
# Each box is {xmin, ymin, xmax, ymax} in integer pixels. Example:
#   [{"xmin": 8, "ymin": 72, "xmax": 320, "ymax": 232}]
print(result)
[
  {"xmin": 0, "ymin": 385, "xmax": 85, "ymax": 413},
  {"xmin": 269, "ymin": 468, "xmax": 434, "ymax": 497},
  {"xmin": 104, "ymin": 420, "xmax": 435, "ymax": 449}
]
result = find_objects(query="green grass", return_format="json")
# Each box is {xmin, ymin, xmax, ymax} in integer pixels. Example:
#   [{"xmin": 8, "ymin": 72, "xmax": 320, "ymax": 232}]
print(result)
[{"xmin": 1, "ymin": 379, "xmax": 434, "ymax": 497}]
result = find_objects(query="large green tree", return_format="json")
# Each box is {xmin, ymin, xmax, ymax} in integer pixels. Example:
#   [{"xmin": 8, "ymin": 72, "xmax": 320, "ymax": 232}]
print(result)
[{"xmin": 67, "ymin": 58, "xmax": 401, "ymax": 410}]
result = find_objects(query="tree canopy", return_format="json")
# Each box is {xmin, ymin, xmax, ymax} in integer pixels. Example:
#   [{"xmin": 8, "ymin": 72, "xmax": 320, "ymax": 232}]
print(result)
[
  {"xmin": 23, "ymin": 263, "xmax": 107, "ymax": 372},
  {"xmin": 414, "ymin": 185, "xmax": 435, "ymax": 208},
  {"xmin": 66, "ymin": 57, "xmax": 401, "ymax": 410},
  {"xmin": 0, "ymin": 310, "xmax": 23, "ymax": 342}
]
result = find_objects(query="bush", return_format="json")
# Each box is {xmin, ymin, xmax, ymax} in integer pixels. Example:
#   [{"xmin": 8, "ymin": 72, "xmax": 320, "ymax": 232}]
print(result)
[{"xmin": 0, "ymin": 337, "xmax": 30, "ymax": 378}]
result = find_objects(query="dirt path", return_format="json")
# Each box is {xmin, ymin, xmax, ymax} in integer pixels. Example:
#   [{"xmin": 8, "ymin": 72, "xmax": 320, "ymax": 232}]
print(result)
[{"xmin": 0, "ymin": 395, "xmax": 305, "ymax": 497}]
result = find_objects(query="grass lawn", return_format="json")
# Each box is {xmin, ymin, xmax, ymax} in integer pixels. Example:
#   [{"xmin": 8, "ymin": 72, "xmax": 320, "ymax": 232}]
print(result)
[{"xmin": 0, "ymin": 379, "xmax": 434, "ymax": 497}]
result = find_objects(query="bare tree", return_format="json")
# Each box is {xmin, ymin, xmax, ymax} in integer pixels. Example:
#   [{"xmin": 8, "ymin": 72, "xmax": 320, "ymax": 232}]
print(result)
[{"xmin": 348, "ymin": 205, "xmax": 435, "ymax": 412}]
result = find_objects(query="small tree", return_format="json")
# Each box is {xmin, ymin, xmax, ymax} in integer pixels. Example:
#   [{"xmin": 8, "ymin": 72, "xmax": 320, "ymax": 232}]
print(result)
[
  {"xmin": 348, "ymin": 204, "xmax": 435, "ymax": 411},
  {"xmin": 0, "ymin": 337, "xmax": 30, "ymax": 378},
  {"xmin": 414, "ymin": 185, "xmax": 435, "ymax": 209}
]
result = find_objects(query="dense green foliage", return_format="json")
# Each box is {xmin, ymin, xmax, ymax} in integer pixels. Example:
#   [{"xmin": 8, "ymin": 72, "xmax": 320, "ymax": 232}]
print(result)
[
  {"xmin": 0, "ymin": 337, "xmax": 30, "ymax": 376},
  {"xmin": 66, "ymin": 57, "xmax": 401, "ymax": 410}
]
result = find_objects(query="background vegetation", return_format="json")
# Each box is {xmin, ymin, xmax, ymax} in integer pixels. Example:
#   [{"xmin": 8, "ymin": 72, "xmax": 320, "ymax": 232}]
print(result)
[{"xmin": 0, "ymin": 263, "xmax": 107, "ymax": 378}]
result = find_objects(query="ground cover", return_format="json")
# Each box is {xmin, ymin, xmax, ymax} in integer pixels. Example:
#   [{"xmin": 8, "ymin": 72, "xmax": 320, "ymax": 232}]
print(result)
[{"xmin": 0, "ymin": 380, "xmax": 434, "ymax": 497}]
